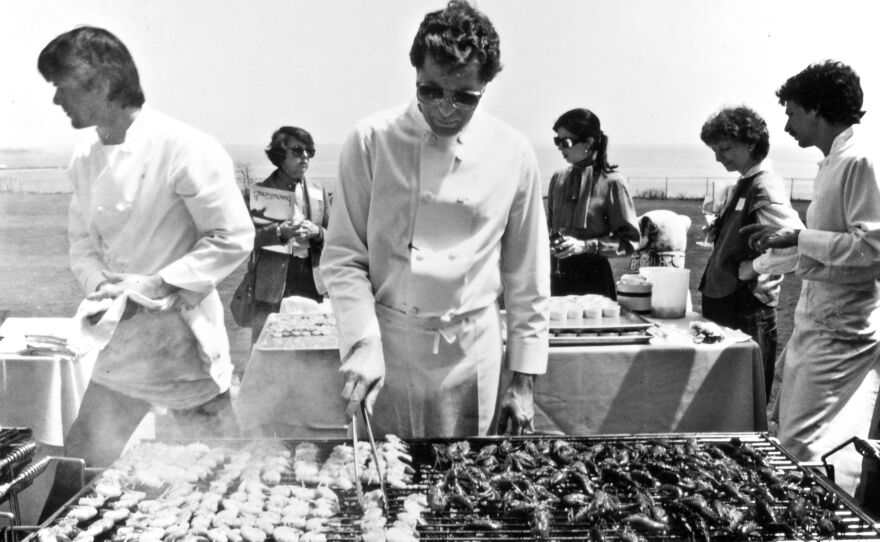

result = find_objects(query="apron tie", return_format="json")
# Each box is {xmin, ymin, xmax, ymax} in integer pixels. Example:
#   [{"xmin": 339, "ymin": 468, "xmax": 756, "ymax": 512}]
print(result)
[{"xmin": 431, "ymin": 325, "xmax": 459, "ymax": 354}]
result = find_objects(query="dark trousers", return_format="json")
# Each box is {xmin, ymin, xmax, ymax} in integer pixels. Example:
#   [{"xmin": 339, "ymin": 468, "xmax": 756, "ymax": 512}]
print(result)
[
  {"xmin": 702, "ymin": 288, "xmax": 778, "ymax": 399},
  {"xmin": 40, "ymin": 382, "xmax": 238, "ymax": 522},
  {"xmin": 251, "ymin": 256, "xmax": 323, "ymax": 343},
  {"xmin": 550, "ymin": 253, "xmax": 617, "ymax": 299}
]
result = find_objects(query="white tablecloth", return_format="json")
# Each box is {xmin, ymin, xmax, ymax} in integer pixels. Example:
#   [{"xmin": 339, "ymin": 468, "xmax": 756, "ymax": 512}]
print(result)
[
  {"xmin": 0, "ymin": 318, "xmax": 95, "ymax": 446},
  {"xmin": 515, "ymin": 311, "xmax": 767, "ymax": 435},
  {"xmin": 235, "ymin": 313, "xmax": 349, "ymax": 438},
  {"xmin": 235, "ymin": 311, "xmax": 765, "ymax": 438}
]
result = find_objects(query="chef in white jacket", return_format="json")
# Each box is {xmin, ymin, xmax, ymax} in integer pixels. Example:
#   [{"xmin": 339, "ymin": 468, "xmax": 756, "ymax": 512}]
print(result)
[
  {"xmin": 321, "ymin": 0, "xmax": 550, "ymax": 438},
  {"xmin": 37, "ymin": 26, "xmax": 253, "ymax": 518},
  {"xmin": 744, "ymin": 60, "xmax": 880, "ymax": 512}
]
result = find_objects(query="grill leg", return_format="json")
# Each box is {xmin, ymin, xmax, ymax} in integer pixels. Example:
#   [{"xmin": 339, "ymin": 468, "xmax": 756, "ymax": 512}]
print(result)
[{"xmin": 37, "ymin": 457, "xmax": 85, "ymax": 525}]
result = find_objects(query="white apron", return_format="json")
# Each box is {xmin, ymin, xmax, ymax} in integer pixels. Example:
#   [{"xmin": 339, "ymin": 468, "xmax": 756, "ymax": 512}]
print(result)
[
  {"xmin": 771, "ymin": 278, "xmax": 880, "ymax": 499},
  {"xmin": 369, "ymin": 303, "xmax": 503, "ymax": 438}
]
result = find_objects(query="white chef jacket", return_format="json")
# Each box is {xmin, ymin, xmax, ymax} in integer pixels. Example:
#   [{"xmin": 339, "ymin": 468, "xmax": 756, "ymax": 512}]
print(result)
[
  {"xmin": 772, "ymin": 125, "xmax": 880, "ymax": 500},
  {"xmin": 322, "ymin": 100, "xmax": 550, "ymax": 375},
  {"xmin": 67, "ymin": 105, "xmax": 254, "ymax": 408}
]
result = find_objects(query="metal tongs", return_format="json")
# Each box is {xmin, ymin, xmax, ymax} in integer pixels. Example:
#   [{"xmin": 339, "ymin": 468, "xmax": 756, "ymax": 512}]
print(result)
[{"xmin": 351, "ymin": 402, "xmax": 389, "ymax": 511}]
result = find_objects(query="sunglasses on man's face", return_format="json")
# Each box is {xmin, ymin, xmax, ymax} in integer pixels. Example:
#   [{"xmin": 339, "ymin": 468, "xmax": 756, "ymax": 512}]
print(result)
[
  {"xmin": 416, "ymin": 83, "xmax": 483, "ymax": 110},
  {"xmin": 553, "ymin": 137, "xmax": 581, "ymax": 149},
  {"xmin": 289, "ymin": 145, "xmax": 316, "ymax": 159}
]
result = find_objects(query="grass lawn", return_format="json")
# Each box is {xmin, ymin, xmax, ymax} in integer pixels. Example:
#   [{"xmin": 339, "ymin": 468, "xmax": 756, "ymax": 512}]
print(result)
[{"xmin": 0, "ymin": 193, "xmax": 808, "ymax": 372}]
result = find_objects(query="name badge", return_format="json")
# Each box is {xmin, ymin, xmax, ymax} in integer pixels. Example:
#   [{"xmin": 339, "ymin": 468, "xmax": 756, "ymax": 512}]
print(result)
[{"xmin": 735, "ymin": 198, "xmax": 746, "ymax": 211}]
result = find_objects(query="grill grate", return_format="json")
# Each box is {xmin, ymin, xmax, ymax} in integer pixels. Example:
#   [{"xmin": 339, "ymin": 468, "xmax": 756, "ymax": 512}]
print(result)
[
  {"xmin": 32, "ymin": 433, "xmax": 880, "ymax": 542},
  {"xmin": 402, "ymin": 433, "xmax": 880, "ymax": 541}
]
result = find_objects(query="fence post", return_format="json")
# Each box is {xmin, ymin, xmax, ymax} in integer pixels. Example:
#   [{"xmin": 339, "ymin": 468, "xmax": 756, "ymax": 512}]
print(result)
[
  {"xmin": 790, "ymin": 178, "xmax": 794, "ymax": 198},
  {"xmin": 665, "ymin": 177, "xmax": 669, "ymax": 199}
]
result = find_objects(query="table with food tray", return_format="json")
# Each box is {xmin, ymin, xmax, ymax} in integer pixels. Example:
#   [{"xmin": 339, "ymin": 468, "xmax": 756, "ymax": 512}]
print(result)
[
  {"xmin": 528, "ymin": 309, "xmax": 766, "ymax": 435},
  {"xmin": 0, "ymin": 318, "xmax": 96, "ymax": 447},
  {"xmin": 26, "ymin": 433, "xmax": 880, "ymax": 542},
  {"xmin": 236, "ymin": 308, "xmax": 765, "ymax": 439}
]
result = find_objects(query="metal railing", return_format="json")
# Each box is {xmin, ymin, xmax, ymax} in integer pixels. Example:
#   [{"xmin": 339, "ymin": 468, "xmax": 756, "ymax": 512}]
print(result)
[{"xmin": 1, "ymin": 169, "xmax": 816, "ymax": 201}]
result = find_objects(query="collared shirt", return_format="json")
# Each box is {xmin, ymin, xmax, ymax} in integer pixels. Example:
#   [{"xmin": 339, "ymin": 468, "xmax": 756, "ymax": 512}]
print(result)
[
  {"xmin": 730, "ymin": 163, "xmax": 805, "ymax": 300},
  {"xmin": 704, "ymin": 164, "xmax": 801, "ymax": 305},
  {"xmin": 322, "ymin": 100, "xmax": 550, "ymax": 374},
  {"xmin": 67, "ymin": 105, "xmax": 254, "ymax": 407},
  {"xmin": 797, "ymin": 126, "xmax": 880, "ymax": 285},
  {"xmin": 547, "ymin": 166, "xmax": 640, "ymax": 254}
]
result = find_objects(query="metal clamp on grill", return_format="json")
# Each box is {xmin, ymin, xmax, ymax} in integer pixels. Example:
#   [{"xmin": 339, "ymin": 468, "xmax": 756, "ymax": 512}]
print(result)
[{"xmin": 820, "ymin": 436, "xmax": 880, "ymax": 482}]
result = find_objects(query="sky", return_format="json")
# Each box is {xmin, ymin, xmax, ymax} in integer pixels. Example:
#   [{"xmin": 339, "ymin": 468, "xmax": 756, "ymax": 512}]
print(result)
[{"xmin": 2, "ymin": 0, "xmax": 879, "ymax": 151}]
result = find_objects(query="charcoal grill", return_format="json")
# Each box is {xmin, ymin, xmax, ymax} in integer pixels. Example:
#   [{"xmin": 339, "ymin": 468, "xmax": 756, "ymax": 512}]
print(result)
[{"xmin": 31, "ymin": 432, "xmax": 880, "ymax": 542}]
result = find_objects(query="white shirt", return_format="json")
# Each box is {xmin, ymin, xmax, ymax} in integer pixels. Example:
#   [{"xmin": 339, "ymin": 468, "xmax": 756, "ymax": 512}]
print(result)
[
  {"xmin": 797, "ymin": 125, "xmax": 880, "ymax": 284},
  {"xmin": 67, "ymin": 106, "xmax": 254, "ymax": 407},
  {"xmin": 322, "ymin": 101, "xmax": 550, "ymax": 374}
]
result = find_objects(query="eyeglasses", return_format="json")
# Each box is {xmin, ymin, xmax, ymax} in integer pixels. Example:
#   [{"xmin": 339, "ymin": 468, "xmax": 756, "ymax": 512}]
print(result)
[
  {"xmin": 553, "ymin": 137, "xmax": 581, "ymax": 149},
  {"xmin": 289, "ymin": 145, "xmax": 315, "ymax": 158},
  {"xmin": 416, "ymin": 83, "xmax": 484, "ymax": 110}
]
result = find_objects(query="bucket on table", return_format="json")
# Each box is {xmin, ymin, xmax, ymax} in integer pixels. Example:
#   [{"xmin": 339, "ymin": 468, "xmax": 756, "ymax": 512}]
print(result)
[{"xmin": 639, "ymin": 266, "xmax": 690, "ymax": 318}]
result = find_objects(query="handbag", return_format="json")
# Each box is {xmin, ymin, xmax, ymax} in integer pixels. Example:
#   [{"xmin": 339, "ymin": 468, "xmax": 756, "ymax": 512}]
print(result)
[{"xmin": 230, "ymin": 253, "xmax": 257, "ymax": 327}]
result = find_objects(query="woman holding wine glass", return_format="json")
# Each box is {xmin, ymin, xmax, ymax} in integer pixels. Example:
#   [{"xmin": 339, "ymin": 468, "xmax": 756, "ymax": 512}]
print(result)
[
  {"xmin": 547, "ymin": 108, "xmax": 640, "ymax": 297},
  {"xmin": 698, "ymin": 106, "xmax": 804, "ymax": 397}
]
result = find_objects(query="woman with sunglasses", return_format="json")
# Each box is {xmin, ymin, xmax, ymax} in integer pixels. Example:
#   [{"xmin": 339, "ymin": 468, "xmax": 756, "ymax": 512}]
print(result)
[
  {"xmin": 547, "ymin": 108, "xmax": 640, "ymax": 297},
  {"xmin": 246, "ymin": 126, "xmax": 329, "ymax": 343}
]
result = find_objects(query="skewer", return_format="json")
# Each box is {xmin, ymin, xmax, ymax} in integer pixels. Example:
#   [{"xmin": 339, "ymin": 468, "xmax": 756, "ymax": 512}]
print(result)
[
  {"xmin": 360, "ymin": 402, "xmax": 388, "ymax": 507},
  {"xmin": 350, "ymin": 413, "xmax": 366, "ymax": 510}
]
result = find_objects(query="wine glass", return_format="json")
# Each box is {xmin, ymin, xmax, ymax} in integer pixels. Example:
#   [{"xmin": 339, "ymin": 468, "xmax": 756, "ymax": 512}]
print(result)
[{"xmin": 696, "ymin": 184, "xmax": 717, "ymax": 248}]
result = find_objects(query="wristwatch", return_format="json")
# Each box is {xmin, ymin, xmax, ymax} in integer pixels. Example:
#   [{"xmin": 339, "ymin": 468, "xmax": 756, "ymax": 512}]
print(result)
[{"xmin": 276, "ymin": 223, "xmax": 285, "ymax": 243}]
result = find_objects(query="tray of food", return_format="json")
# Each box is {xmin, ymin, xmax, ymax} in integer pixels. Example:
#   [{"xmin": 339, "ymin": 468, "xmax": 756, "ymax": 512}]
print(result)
[
  {"xmin": 256, "ymin": 312, "xmax": 339, "ymax": 350},
  {"xmin": 549, "ymin": 295, "xmax": 654, "ymax": 332}
]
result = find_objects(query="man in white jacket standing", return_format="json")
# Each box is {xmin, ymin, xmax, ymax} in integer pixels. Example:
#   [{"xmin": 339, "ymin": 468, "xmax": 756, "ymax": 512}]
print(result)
[
  {"xmin": 321, "ymin": 1, "xmax": 550, "ymax": 438},
  {"xmin": 744, "ymin": 60, "xmax": 880, "ymax": 513},
  {"xmin": 37, "ymin": 26, "xmax": 253, "ymax": 516}
]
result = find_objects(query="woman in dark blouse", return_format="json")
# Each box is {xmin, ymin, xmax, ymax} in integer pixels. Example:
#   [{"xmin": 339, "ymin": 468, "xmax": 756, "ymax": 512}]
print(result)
[{"xmin": 547, "ymin": 108, "xmax": 640, "ymax": 297}]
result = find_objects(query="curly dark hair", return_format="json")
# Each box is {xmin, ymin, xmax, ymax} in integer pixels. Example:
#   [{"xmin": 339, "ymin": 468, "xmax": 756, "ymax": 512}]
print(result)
[
  {"xmin": 553, "ymin": 108, "xmax": 618, "ymax": 176},
  {"xmin": 776, "ymin": 60, "xmax": 865, "ymax": 125},
  {"xmin": 700, "ymin": 106, "xmax": 770, "ymax": 162},
  {"xmin": 409, "ymin": 0, "xmax": 502, "ymax": 83},
  {"xmin": 38, "ymin": 26, "xmax": 145, "ymax": 108}
]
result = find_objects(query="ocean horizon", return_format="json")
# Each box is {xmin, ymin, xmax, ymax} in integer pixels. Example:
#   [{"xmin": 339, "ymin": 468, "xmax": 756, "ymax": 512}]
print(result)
[{"xmin": 1, "ymin": 142, "xmax": 820, "ymax": 200}]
